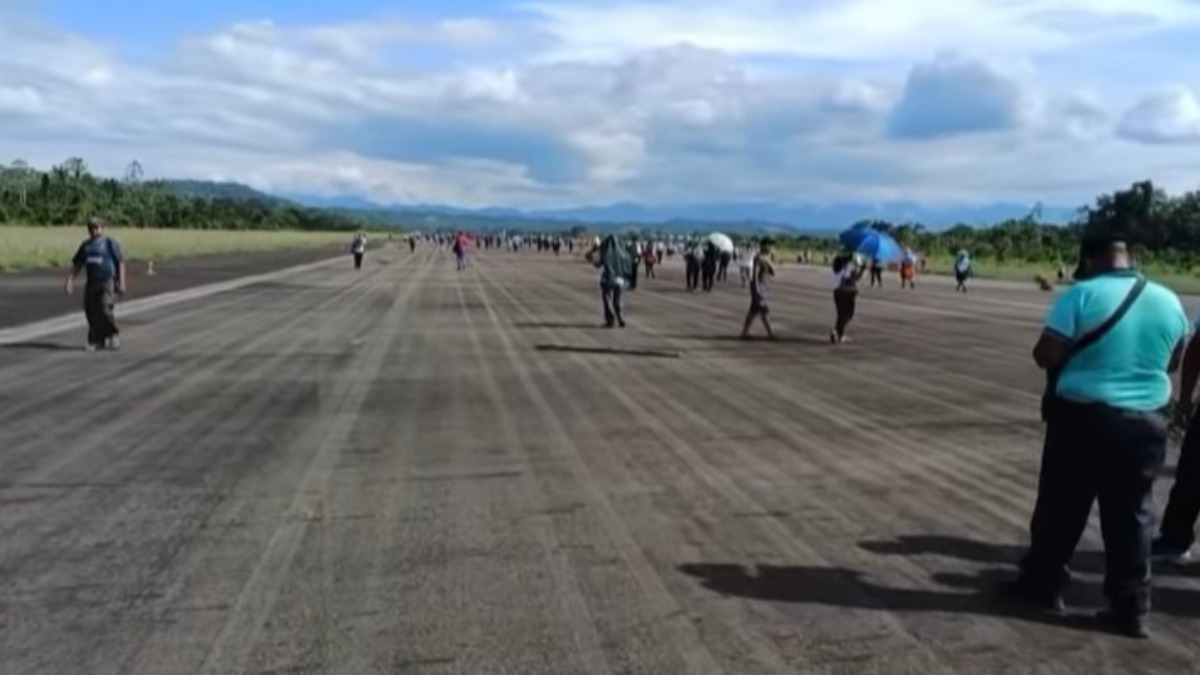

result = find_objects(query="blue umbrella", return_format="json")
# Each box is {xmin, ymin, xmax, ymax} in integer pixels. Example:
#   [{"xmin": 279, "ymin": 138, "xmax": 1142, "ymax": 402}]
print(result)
[{"xmin": 838, "ymin": 225, "xmax": 903, "ymax": 262}]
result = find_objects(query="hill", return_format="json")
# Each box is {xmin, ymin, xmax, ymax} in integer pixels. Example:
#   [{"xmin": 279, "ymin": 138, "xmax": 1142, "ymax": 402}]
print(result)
[{"xmin": 162, "ymin": 180, "xmax": 290, "ymax": 205}]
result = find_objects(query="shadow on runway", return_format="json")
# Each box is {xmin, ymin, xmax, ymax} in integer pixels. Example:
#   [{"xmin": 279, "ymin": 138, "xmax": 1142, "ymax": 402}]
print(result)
[
  {"xmin": 678, "ymin": 559, "xmax": 1200, "ymax": 634},
  {"xmin": 0, "ymin": 341, "xmax": 86, "ymax": 351},
  {"xmin": 662, "ymin": 334, "xmax": 828, "ymax": 346},
  {"xmin": 512, "ymin": 321, "xmax": 609, "ymax": 330},
  {"xmin": 857, "ymin": 534, "xmax": 1200, "ymax": 579},
  {"xmin": 535, "ymin": 344, "xmax": 681, "ymax": 358}
]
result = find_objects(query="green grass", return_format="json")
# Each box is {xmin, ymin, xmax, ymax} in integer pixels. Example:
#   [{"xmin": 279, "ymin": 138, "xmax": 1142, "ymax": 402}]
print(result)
[
  {"xmin": 775, "ymin": 248, "xmax": 1200, "ymax": 294},
  {"xmin": 0, "ymin": 226, "xmax": 354, "ymax": 272}
]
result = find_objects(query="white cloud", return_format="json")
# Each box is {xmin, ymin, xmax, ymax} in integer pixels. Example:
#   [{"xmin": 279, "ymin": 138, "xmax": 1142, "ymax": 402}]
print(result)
[
  {"xmin": 1, "ymin": 2, "xmax": 1200, "ymax": 210},
  {"xmin": 1117, "ymin": 87, "xmax": 1200, "ymax": 144}
]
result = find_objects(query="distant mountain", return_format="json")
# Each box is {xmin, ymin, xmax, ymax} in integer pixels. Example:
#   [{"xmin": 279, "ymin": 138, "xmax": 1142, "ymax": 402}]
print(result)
[
  {"xmin": 162, "ymin": 180, "xmax": 290, "ymax": 205},
  {"xmin": 285, "ymin": 193, "xmax": 1075, "ymax": 231}
]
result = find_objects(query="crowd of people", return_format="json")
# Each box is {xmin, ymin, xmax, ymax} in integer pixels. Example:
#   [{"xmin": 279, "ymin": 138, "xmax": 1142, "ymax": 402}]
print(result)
[{"xmin": 62, "ymin": 221, "xmax": 1200, "ymax": 640}]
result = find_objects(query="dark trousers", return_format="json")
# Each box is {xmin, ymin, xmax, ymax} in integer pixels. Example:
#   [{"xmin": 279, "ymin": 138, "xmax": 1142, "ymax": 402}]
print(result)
[
  {"xmin": 870, "ymin": 267, "xmax": 883, "ymax": 286},
  {"xmin": 353, "ymin": 252, "xmax": 364, "ymax": 269},
  {"xmin": 686, "ymin": 260, "xmax": 700, "ymax": 291},
  {"xmin": 833, "ymin": 288, "xmax": 857, "ymax": 338},
  {"xmin": 629, "ymin": 262, "xmax": 639, "ymax": 290},
  {"xmin": 1159, "ymin": 413, "xmax": 1200, "ymax": 548},
  {"xmin": 1019, "ymin": 400, "xmax": 1168, "ymax": 615},
  {"xmin": 601, "ymin": 280, "xmax": 624, "ymax": 326},
  {"xmin": 84, "ymin": 281, "xmax": 118, "ymax": 346},
  {"xmin": 702, "ymin": 264, "xmax": 716, "ymax": 291}
]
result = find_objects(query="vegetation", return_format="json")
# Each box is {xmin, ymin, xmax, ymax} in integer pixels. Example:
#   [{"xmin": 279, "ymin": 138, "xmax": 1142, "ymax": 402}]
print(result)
[
  {"xmin": 0, "ymin": 158, "xmax": 372, "ymax": 232},
  {"xmin": 0, "ymin": 226, "xmax": 351, "ymax": 272}
]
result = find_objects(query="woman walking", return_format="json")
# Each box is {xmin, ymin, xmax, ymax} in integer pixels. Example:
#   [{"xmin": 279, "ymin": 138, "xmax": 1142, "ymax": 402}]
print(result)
[{"xmin": 830, "ymin": 251, "xmax": 867, "ymax": 344}]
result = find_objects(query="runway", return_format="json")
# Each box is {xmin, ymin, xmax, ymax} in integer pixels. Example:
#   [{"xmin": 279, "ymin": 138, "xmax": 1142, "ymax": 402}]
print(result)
[{"xmin": 2, "ymin": 244, "xmax": 1198, "ymax": 674}]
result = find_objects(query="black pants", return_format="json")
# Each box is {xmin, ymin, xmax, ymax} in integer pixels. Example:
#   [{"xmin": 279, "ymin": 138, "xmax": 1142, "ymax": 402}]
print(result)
[
  {"xmin": 833, "ymin": 288, "xmax": 857, "ymax": 338},
  {"xmin": 1158, "ymin": 413, "xmax": 1200, "ymax": 548},
  {"xmin": 1019, "ymin": 400, "xmax": 1168, "ymax": 615},
  {"xmin": 686, "ymin": 261, "xmax": 700, "ymax": 291},
  {"xmin": 870, "ymin": 267, "xmax": 882, "ymax": 286},
  {"xmin": 702, "ymin": 264, "xmax": 716, "ymax": 292},
  {"xmin": 601, "ymin": 280, "xmax": 624, "ymax": 326},
  {"xmin": 629, "ymin": 261, "xmax": 639, "ymax": 290},
  {"xmin": 84, "ymin": 281, "xmax": 118, "ymax": 346},
  {"xmin": 354, "ymin": 252, "xmax": 364, "ymax": 269}
]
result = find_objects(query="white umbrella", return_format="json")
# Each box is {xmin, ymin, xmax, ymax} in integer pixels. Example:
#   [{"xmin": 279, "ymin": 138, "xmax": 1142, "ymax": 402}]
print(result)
[{"xmin": 708, "ymin": 232, "xmax": 734, "ymax": 254}]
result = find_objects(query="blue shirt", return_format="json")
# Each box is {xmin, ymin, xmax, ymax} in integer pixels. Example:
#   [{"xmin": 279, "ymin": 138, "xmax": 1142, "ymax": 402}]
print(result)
[
  {"xmin": 72, "ymin": 235, "xmax": 124, "ymax": 285},
  {"xmin": 1044, "ymin": 270, "xmax": 1189, "ymax": 410}
]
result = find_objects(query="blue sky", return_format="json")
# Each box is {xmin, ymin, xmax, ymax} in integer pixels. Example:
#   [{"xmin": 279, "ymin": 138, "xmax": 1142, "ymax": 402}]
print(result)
[{"xmin": 4, "ymin": 0, "xmax": 1200, "ymax": 209}]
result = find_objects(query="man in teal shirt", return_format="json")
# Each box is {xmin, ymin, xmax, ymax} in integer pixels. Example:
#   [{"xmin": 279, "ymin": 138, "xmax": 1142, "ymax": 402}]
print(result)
[{"xmin": 1006, "ymin": 233, "xmax": 1188, "ymax": 639}]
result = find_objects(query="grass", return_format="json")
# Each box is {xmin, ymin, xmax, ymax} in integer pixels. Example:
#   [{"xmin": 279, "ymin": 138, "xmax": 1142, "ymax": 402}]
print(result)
[
  {"xmin": 0, "ymin": 226, "xmax": 355, "ymax": 272},
  {"xmin": 776, "ymin": 247, "xmax": 1200, "ymax": 295}
]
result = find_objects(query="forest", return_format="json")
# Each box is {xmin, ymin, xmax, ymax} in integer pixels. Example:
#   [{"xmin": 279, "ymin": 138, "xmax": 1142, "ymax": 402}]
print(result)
[
  {"xmin": 0, "ymin": 158, "xmax": 370, "ymax": 232},
  {"xmin": 2, "ymin": 159, "xmax": 1198, "ymax": 270}
]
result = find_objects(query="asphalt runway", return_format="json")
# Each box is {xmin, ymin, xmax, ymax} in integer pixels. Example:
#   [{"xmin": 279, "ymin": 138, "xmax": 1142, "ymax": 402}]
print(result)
[{"xmin": 3, "ymin": 244, "xmax": 1200, "ymax": 674}]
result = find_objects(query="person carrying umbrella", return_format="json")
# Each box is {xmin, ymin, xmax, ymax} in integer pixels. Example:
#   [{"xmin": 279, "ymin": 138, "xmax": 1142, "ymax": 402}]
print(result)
[{"xmin": 740, "ymin": 237, "xmax": 776, "ymax": 340}]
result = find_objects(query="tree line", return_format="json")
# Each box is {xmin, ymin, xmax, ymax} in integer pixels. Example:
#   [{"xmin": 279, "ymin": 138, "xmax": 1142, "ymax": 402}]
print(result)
[
  {"xmin": 774, "ymin": 180, "xmax": 1200, "ymax": 271},
  {"xmin": 0, "ymin": 158, "xmax": 374, "ymax": 232},
  {"xmin": 3, "ymin": 159, "xmax": 1198, "ymax": 270}
]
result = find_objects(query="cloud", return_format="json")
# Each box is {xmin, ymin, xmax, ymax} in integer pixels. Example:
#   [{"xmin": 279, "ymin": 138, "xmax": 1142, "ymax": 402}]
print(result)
[
  {"xmin": 2, "ymin": 2, "xmax": 1200, "ymax": 210},
  {"xmin": 887, "ymin": 53, "xmax": 1034, "ymax": 138},
  {"xmin": 1117, "ymin": 87, "xmax": 1200, "ymax": 144}
]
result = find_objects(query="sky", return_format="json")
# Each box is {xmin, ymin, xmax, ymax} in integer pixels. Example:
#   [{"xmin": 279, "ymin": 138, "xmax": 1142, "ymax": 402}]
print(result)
[{"xmin": 3, "ymin": 0, "xmax": 1200, "ymax": 209}]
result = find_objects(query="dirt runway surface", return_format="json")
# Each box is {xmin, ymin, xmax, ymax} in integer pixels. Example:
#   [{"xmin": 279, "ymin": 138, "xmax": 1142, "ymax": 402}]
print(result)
[
  {"xmin": 0, "ymin": 246, "xmax": 347, "ymax": 329},
  {"xmin": 4, "ymin": 246, "xmax": 1200, "ymax": 674}
]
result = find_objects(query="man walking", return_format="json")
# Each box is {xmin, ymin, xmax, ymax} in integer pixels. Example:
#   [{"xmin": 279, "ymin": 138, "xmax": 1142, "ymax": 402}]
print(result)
[
  {"xmin": 66, "ymin": 217, "xmax": 126, "ymax": 351},
  {"xmin": 740, "ymin": 238, "xmax": 775, "ymax": 340},
  {"xmin": 1006, "ymin": 233, "xmax": 1189, "ymax": 639}
]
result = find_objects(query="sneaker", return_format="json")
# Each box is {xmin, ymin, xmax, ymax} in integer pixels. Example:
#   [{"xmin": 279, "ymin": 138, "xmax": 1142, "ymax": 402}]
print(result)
[
  {"xmin": 1150, "ymin": 537, "xmax": 1193, "ymax": 564},
  {"xmin": 1095, "ymin": 609, "xmax": 1150, "ymax": 640},
  {"xmin": 84, "ymin": 343, "xmax": 97, "ymax": 352},
  {"xmin": 104, "ymin": 336, "xmax": 121, "ymax": 350}
]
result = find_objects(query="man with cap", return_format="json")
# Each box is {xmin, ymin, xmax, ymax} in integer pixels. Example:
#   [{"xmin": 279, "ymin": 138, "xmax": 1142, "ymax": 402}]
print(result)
[
  {"xmin": 65, "ymin": 217, "xmax": 127, "ymax": 350},
  {"xmin": 1005, "ymin": 232, "xmax": 1189, "ymax": 638}
]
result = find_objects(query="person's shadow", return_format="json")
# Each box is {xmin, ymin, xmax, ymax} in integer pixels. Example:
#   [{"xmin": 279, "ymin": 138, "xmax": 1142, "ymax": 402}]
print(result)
[
  {"xmin": 679, "ymin": 551, "xmax": 1200, "ymax": 636},
  {"xmin": 856, "ymin": 534, "xmax": 1200, "ymax": 579}
]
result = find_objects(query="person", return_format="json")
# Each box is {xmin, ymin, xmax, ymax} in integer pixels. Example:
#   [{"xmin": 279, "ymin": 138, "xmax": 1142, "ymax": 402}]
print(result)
[
  {"xmin": 628, "ymin": 240, "xmax": 641, "ymax": 290},
  {"xmin": 408, "ymin": 235, "xmax": 416, "ymax": 252},
  {"xmin": 830, "ymin": 251, "xmax": 866, "ymax": 344},
  {"xmin": 65, "ymin": 217, "xmax": 126, "ymax": 351},
  {"xmin": 701, "ymin": 241, "xmax": 718, "ymax": 292},
  {"xmin": 869, "ymin": 258, "xmax": 884, "ymax": 287},
  {"xmin": 595, "ymin": 234, "xmax": 631, "ymax": 328},
  {"xmin": 740, "ymin": 238, "xmax": 776, "ymax": 340},
  {"xmin": 684, "ymin": 242, "xmax": 701, "ymax": 292},
  {"xmin": 452, "ymin": 231, "xmax": 468, "ymax": 270},
  {"xmin": 1005, "ymin": 233, "xmax": 1189, "ymax": 639},
  {"xmin": 954, "ymin": 249, "xmax": 971, "ymax": 292},
  {"xmin": 717, "ymin": 249, "xmax": 731, "ymax": 282},
  {"xmin": 643, "ymin": 245, "xmax": 657, "ymax": 279},
  {"xmin": 1150, "ymin": 318, "xmax": 1200, "ymax": 565},
  {"xmin": 350, "ymin": 232, "xmax": 367, "ymax": 269},
  {"xmin": 899, "ymin": 248, "xmax": 916, "ymax": 289}
]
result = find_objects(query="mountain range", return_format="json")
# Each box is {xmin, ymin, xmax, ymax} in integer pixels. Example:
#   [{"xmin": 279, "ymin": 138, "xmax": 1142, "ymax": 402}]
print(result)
[{"xmin": 162, "ymin": 180, "xmax": 1078, "ymax": 234}]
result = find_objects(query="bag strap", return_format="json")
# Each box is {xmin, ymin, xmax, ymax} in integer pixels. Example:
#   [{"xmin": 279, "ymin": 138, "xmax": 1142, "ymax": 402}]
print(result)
[{"xmin": 1061, "ymin": 276, "xmax": 1148, "ymax": 366}]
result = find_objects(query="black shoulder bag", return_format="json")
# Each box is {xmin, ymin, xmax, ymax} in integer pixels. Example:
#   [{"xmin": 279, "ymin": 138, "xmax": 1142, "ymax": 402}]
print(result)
[{"xmin": 1040, "ymin": 276, "xmax": 1147, "ymax": 422}]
